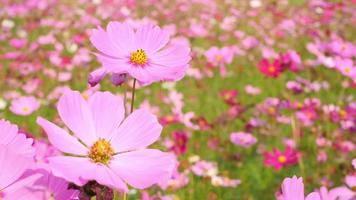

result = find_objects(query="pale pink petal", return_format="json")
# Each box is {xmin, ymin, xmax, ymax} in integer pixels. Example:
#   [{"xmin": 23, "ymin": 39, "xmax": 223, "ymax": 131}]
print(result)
[
  {"xmin": 48, "ymin": 156, "xmax": 94, "ymax": 186},
  {"xmin": 150, "ymin": 44, "xmax": 191, "ymax": 67},
  {"xmin": 88, "ymin": 92, "xmax": 125, "ymax": 139},
  {"xmin": 90, "ymin": 27, "xmax": 122, "ymax": 58},
  {"xmin": 110, "ymin": 108, "xmax": 162, "ymax": 152},
  {"xmin": 127, "ymin": 66, "xmax": 155, "ymax": 84},
  {"xmin": 106, "ymin": 22, "xmax": 135, "ymax": 55},
  {"xmin": 305, "ymin": 192, "xmax": 321, "ymax": 200},
  {"xmin": 83, "ymin": 165, "xmax": 128, "ymax": 192},
  {"xmin": 281, "ymin": 176, "xmax": 305, "ymax": 200},
  {"xmin": 95, "ymin": 53, "xmax": 130, "ymax": 74},
  {"xmin": 37, "ymin": 117, "xmax": 88, "ymax": 155},
  {"xmin": 110, "ymin": 149, "xmax": 175, "ymax": 189},
  {"xmin": 2, "ymin": 173, "xmax": 43, "ymax": 199},
  {"xmin": 135, "ymin": 24, "xmax": 169, "ymax": 54},
  {"xmin": 0, "ymin": 120, "xmax": 18, "ymax": 145},
  {"xmin": 6, "ymin": 134, "xmax": 34, "ymax": 158},
  {"xmin": 57, "ymin": 90, "xmax": 96, "ymax": 146},
  {"xmin": 0, "ymin": 145, "xmax": 33, "ymax": 190},
  {"xmin": 48, "ymin": 156, "xmax": 127, "ymax": 192}
]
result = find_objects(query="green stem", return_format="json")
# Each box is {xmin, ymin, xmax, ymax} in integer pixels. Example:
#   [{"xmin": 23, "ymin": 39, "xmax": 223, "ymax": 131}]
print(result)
[{"xmin": 130, "ymin": 79, "xmax": 137, "ymax": 113}]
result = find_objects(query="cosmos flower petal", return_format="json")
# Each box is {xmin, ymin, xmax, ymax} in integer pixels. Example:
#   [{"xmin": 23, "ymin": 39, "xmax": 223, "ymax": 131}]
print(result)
[
  {"xmin": 0, "ymin": 119, "xmax": 18, "ymax": 145},
  {"xmin": 110, "ymin": 108, "xmax": 162, "ymax": 152},
  {"xmin": 135, "ymin": 24, "xmax": 169, "ymax": 54},
  {"xmin": 37, "ymin": 117, "xmax": 88, "ymax": 155},
  {"xmin": 48, "ymin": 156, "xmax": 94, "ymax": 186},
  {"xmin": 0, "ymin": 145, "xmax": 33, "ymax": 190},
  {"xmin": 281, "ymin": 176, "xmax": 305, "ymax": 200},
  {"xmin": 84, "ymin": 165, "xmax": 128, "ymax": 192},
  {"xmin": 106, "ymin": 22, "xmax": 135, "ymax": 55},
  {"xmin": 90, "ymin": 26, "xmax": 122, "ymax": 58},
  {"xmin": 305, "ymin": 192, "xmax": 321, "ymax": 200},
  {"xmin": 110, "ymin": 149, "xmax": 175, "ymax": 189},
  {"xmin": 88, "ymin": 91, "xmax": 125, "ymax": 139},
  {"xmin": 2, "ymin": 173, "xmax": 43, "ymax": 199},
  {"xmin": 95, "ymin": 53, "xmax": 130, "ymax": 74},
  {"xmin": 150, "ymin": 44, "xmax": 191, "ymax": 67},
  {"xmin": 57, "ymin": 90, "xmax": 96, "ymax": 146},
  {"xmin": 7, "ymin": 134, "xmax": 34, "ymax": 158}
]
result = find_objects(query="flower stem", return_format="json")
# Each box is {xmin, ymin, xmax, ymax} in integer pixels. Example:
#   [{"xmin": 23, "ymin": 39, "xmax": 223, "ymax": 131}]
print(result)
[
  {"xmin": 123, "ymin": 192, "xmax": 127, "ymax": 200},
  {"xmin": 123, "ymin": 83, "xmax": 128, "ymax": 117},
  {"xmin": 130, "ymin": 79, "xmax": 137, "ymax": 113}
]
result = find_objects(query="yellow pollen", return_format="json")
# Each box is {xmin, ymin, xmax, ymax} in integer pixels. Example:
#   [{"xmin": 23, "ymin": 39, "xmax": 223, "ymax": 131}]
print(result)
[
  {"xmin": 130, "ymin": 49, "xmax": 147, "ymax": 65},
  {"xmin": 268, "ymin": 66, "xmax": 276, "ymax": 73},
  {"xmin": 352, "ymin": 186, "xmax": 356, "ymax": 192},
  {"xmin": 339, "ymin": 110, "xmax": 346, "ymax": 118},
  {"xmin": 278, "ymin": 155, "xmax": 287, "ymax": 163},
  {"xmin": 215, "ymin": 55, "xmax": 223, "ymax": 61},
  {"xmin": 89, "ymin": 139, "xmax": 114, "ymax": 164},
  {"xmin": 22, "ymin": 106, "xmax": 29, "ymax": 112},
  {"xmin": 344, "ymin": 67, "xmax": 350, "ymax": 74},
  {"xmin": 268, "ymin": 107, "xmax": 276, "ymax": 115}
]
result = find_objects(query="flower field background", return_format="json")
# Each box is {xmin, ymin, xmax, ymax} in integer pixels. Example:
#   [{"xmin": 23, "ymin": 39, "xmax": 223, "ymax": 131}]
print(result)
[{"xmin": 0, "ymin": 0, "xmax": 355, "ymax": 199}]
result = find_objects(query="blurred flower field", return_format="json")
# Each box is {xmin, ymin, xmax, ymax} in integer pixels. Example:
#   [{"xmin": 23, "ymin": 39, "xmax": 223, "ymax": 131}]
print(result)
[{"xmin": 0, "ymin": 0, "xmax": 355, "ymax": 199}]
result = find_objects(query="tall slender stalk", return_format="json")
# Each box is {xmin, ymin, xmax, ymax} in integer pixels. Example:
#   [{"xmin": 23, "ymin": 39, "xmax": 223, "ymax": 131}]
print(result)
[{"xmin": 130, "ymin": 79, "xmax": 137, "ymax": 113}]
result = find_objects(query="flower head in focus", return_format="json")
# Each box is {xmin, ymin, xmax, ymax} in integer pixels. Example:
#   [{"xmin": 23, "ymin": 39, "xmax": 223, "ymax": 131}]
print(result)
[
  {"xmin": 90, "ymin": 22, "xmax": 191, "ymax": 86},
  {"xmin": 37, "ymin": 90, "xmax": 175, "ymax": 192}
]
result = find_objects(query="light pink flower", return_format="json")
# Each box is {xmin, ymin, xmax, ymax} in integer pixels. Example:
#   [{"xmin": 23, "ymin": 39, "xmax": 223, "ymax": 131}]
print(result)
[
  {"xmin": 335, "ymin": 58, "xmax": 356, "ymax": 79},
  {"xmin": 230, "ymin": 132, "xmax": 257, "ymax": 148},
  {"xmin": 37, "ymin": 90, "xmax": 175, "ymax": 192},
  {"xmin": 10, "ymin": 96, "xmax": 40, "ymax": 116},
  {"xmin": 204, "ymin": 46, "xmax": 234, "ymax": 76},
  {"xmin": 0, "ymin": 120, "xmax": 38, "ymax": 200},
  {"xmin": 90, "ymin": 22, "xmax": 191, "ymax": 85},
  {"xmin": 277, "ymin": 176, "xmax": 321, "ymax": 200}
]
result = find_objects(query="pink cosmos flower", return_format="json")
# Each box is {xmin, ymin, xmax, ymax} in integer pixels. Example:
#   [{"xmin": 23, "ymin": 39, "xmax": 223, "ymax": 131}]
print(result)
[
  {"xmin": 0, "ymin": 120, "xmax": 38, "ymax": 200},
  {"xmin": 37, "ymin": 90, "xmax": 175, "ymax": 192},
  {"xmin": 230, "ymin": 132, "xmax": 257, "ymax": 148},
  {"xmin": 276, "ymin": 176, "xmax": 321, "ymax": 200},
  {"xmin": 314, "ymin": 186, "xmax": 355, "ymax": 200},
  {"xmin": 90, "ymin": 22, "xmax": 191, "ymax": 85},
  {"xmin": 335, "ymin": 58, "xmax": 356, "ymax": 80},
  {"xmin": 22, "ymin": 169, "xmax": 79, "ymax": 200},
  {"xmin": 191, "ymin": 160, "xmax": 218, "ymax": 177},
  {"xmin": 169, "ymin": 131, "xmax": 189, "ymax": 155},
  {"xmin": 264, "ymin": 146, "xmax": 299, "ymax": 170},
  {"xmin": 258, "ymin": 58, "xmax": 283, "ymax": 78},
  {"xmin": 10, "ymin": 96, "xmax": 40, "ymax": 116},
  {"xmin": 219, "ymin": 89, "xmax": 238, "ymax": 106},
  {"xmin": 204, "ymin": 46, "xmax": 234, "ymax": 76}
]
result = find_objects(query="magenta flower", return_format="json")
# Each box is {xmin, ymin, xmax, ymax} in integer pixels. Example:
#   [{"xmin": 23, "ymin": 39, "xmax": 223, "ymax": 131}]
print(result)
[
  {"xmin": 264, "ymin": 146, "xmax": 299, "ymax": 170},
  {"xmin": 10, "ymin": 96, "xmax": 40, "ymax": 116},
  {"xmin": 37, "ymin": 90, "xmax": 175, "ymax": 192},
  {"xmin": 258, "ymin": 58, "xmax": 283, "ymax": 78},
  {"xmin": 277, "ymin": 176, "xmax": 320, "ymax": 200},
  {"xmin": 230, "ymin": 132, "xmax": 257, "ymax": 148},
  {"xmin": 90, "ymin": 22, "xmax": 191, "ymax": 85}
]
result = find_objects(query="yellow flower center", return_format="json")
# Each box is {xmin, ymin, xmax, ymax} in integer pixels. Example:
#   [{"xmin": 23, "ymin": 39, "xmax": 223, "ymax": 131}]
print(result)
[
  {"xmin": 215, "ymin": 54, "xmax": 223, "ymax": 61},
  {"xmin": 344, "ymin": 67, "xmax": 350, "ymax": 74},
  {"xmin": 339, "ymin": 110, "xmax": 346, "ymax": 119},
  {"xmin": 278, "ymin": 155, "xmax": 287, "ymax": 163},
  {"xmin": 22, "ymin": 106, "xmax": 29, "ymax": 113},
  {"xmin": 130, "ymin": 49, "xmax": 147, "ymax": 65},
  {"xmin": 268, "ymin": 66, "xmax": 276, "ymax": 73},
  {"xmin": 89, "ymin": 139, "xmax": 114, "ymax": 164}
]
